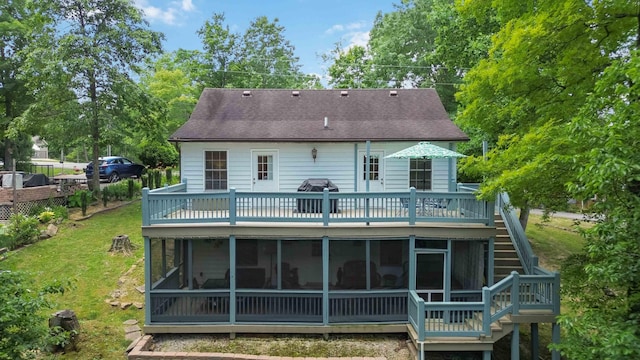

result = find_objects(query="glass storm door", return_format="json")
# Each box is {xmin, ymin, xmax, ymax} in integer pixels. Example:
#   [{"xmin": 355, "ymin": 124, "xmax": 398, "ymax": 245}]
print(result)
[
  {"xmin": 358, "ymin": 151, "xmax": 384, "ymax": 192},
  {"xmin": 415, "ymin": 252, "xmax": 446, "ymax": 302}
]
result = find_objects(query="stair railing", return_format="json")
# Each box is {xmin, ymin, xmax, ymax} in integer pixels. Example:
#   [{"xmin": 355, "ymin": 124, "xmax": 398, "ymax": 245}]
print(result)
[{"xmin": 496, "ymin": 192, "xmax": 537, "ymax": 274}]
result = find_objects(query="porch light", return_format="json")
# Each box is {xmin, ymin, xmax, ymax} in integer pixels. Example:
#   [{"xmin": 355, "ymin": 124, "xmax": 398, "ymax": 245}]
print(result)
[{"xmin": 311, "ymin": 147, "xmax": 317, "ymax": 162}]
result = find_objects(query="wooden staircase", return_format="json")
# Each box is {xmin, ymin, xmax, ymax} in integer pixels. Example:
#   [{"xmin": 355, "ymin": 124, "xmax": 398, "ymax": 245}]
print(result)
[{"xmin": 494, "ymin": 214, "xmax": 524, "ymax": 281}]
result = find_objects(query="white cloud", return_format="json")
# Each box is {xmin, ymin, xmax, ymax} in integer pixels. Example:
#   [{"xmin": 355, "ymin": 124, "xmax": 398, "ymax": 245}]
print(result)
[
  {"xmin": 133, "ymin": 0, "xmax": 195, "ymax": 25},
  {"xmin": 181, "ymin": 0, "xmax": 195, "ymax": 11},
  {"xmin": 345, "ymin": 31, "xmax": 370, "ymax": 48},
  {"xmin": 325, "ymin": 21, "xmax": 366, "ymax": 35},
  {"xmin": 325, "ymin": 24, "xmax": 344, "ymax": 35}
]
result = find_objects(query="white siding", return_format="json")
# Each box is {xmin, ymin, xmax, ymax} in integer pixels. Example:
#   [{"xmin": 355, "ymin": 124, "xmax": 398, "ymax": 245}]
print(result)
[{"xmin": 180, "ymin": 141, "xmax": 458, "ymax": 193}]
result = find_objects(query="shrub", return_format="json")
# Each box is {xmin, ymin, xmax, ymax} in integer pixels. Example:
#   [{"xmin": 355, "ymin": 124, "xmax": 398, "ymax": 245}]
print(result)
[
  {"xmin": 51, "ymin": 205, "xmax": 68, "ymax": 220},
  {"xmin": 165, "ymin": 168, "xmax": 173, "ymax": 185},
  {"xmin": 0, "ymin": 271, "xmax": 71, "ymax": 360},
  {"xmin": 68, "ymin": 190, "xmax": 93, "ymax": 208},
  {"xmin": 37, "ymin": 211, "xmax": 56, "ymax": 224},
  {"xmin": 6, "ymin": 214, "xmax": 40, "ymax": 249},
  {"xmin": 154, "ymin": 170, "xmax": 162, "ymax": 189},
  {"xmin": 137, "ymin": 140, "xmax": 179, "ymax": 168},
  {"xmin": 127, "ymin": 179, "xmax": 134, "ymax": 199},
  {"xmin": 102, "ymin": 187, "xmax": 109, "ymax": 207}
]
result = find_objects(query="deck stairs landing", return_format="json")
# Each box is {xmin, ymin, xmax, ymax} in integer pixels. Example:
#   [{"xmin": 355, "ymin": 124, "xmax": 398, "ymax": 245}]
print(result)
[
  {"xmin": 406, "ymin": 311, "xmax": 514, "ymax": 352},
  {"xmin": 494, "ymin": 214, "xmax": 524, "ymax": 281}
]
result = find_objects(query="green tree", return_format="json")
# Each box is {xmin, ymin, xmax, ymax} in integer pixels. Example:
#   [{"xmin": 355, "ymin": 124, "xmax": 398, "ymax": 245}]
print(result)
[
  {"xmin": 0, "ymin": 271, "xmax": 69, "ymax": 360},
  {"xmin": 456, "ymin": 0, "xmax": 640, "ymax": 357},
  {"xmin": 323, "ymin": 44, "xmax": 378, "ymax": 89},
  {"xmin": 19, "ymin": 0, "xmax": 163, "ymax": 192},
  {"xmin": 0, "ymin": 0, "xmax": 37, "ymax": 168},
  {"xmin": 197, "ymin": 14, "xmax": 320, "ymax": 89}
]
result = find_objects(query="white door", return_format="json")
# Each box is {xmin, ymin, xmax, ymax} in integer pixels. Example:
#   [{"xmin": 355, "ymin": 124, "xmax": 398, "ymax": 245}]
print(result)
[
  {"xmin": 358, "ymin": 151, "xmax": 384, "ymax": 192},
  {"xmin": 252, "ymin": 151, "xmax": 278, "ymax": 192}
]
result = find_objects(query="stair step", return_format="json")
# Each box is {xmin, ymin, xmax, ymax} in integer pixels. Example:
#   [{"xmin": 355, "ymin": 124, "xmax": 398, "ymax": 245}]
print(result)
[
  {"xmin": 494, "ymin": 250, "xmax": 518, "ymax": 258},
  {"xmin": 495, "ymin": 258, "xmax": 523, "ymax": 267}
]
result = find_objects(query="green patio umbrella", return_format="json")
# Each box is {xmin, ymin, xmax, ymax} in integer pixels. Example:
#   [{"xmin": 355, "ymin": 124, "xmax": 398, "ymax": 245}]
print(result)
[{"xmin": 385, "ymin": 142, "xmax": 466, "ymax": 190}]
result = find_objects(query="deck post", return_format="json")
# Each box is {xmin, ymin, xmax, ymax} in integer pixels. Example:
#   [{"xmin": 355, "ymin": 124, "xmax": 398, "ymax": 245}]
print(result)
[
  {"xmin": 551, "ymin": 322, "xmax": 561, "ymax": 360},
  {"xmin": 322, "ymin": 236, "xmax": 329, "ymax": 325},
  {"xmin": 229, "ymin": 235, "xmax": 236, "ymax": 324},
  {"xmin": 144, "ymin": 236, "xmax": 151, "ymax": 325},
  {"xmin": 482, "ymin": 350, "xmax": 492, "ymax": 360},
  {"xmin": 511, "ymin": 271, "xmax": 520, "ymax": 314},
  {"xmin": 229, "ymin": 188, "xmax": 236, "ymax": 225},
  {"xmin": 409, "ymin": 187, "xmax": 416, "ymax": 225},
  {"xmin": 530, "ymin": 323, "xmax": 539, "ymax": 360},
  {"xmin": 142, "ymin": 188, "xmax": 149, "ymax": 226},
  {"xmin": 322, "ymin": 188, "xmax": 329, "ymax": 226},
  {"xmin": 511, "ymin": 323, "xmax": 520, "ymax": 360},
  {"xmin": 482, "ymin": 287, "xmax": 491, "ymax": 334}
]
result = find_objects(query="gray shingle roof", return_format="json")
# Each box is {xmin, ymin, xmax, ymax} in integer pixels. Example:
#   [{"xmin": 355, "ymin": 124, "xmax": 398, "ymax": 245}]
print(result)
[{"xmin": 169, "ymin": 88, "xmax": 469, "ymax": 142}]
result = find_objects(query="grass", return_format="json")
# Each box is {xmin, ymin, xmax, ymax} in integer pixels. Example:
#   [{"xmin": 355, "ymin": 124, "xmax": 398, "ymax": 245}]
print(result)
[
  {"xmin": 1, "ymin": 202, "xmax": 145, "ymax": 360},
  {"xmin": 526, "ymin": 213, "xmax": 588, "ymax": 271},
  {"xmin": 0, "ymin": 204, "xmax": 588, "ymax": 359}
]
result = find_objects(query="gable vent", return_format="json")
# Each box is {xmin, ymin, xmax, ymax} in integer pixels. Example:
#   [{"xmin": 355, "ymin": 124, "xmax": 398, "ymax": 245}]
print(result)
[
  {"xmin": 340, "ymin": 90, "xmax": 349, "ymax": 97},
  {"xmin": 291, "ymin": 90, "xmax": 300, "ymax": 97},
  {"xmin": 389, "ymin": 90, "xmax": 398, "ymax": 97},
  {"xmin": 242, "ymin": 90, "xmax": 251, "ymax": 97}
]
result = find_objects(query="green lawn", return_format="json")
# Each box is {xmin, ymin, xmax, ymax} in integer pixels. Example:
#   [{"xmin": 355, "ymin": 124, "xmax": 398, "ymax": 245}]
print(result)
[
  {"xmin": 2, "ymin": 202, "xmax": 145, "ymax": 359},
  {"xmin": 526, "ymin": 213, "xmax": 587, "ymax": 271}
]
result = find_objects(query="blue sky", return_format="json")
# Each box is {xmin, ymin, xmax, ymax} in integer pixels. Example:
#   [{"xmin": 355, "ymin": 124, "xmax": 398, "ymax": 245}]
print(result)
[{"xmin": 133, "ymin": 0, "xmax": 397, "ymax": 80}]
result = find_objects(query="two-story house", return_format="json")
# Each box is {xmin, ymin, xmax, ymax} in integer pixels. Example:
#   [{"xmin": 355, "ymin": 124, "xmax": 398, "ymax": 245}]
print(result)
[{"xmin": 141, "ymin": 89, "xmax": 560, "ymax": 360}]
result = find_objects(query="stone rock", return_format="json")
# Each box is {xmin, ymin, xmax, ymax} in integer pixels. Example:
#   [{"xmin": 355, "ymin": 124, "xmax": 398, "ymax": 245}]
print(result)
[
  {"xmin": 46, "ymin": 224, "xmax": 58, "ymax": 237},
  {"xmin": 125, "ymin": 331, "xmax": 141, "ymax": 341},
  {"xmin": 110, "ymin": 301, "xmax": 120, "ymax": 307},
  {"xmin": 123, "ymin": 319, "xmax": 138, "ymax": 326},
  {"xmin": 120, "ymin": 302, "xmax": 132, "ymax": 310},
  {"xmin": 133, "ymin": 302, "xmax": 144, "ymax": 309},
  {"xmin": 135, "ymin": 285, "xmax": 145, "ymax": 294},
  {"xmin": 124, "ymin": 324, "xmax": 141, "ymax": 334}
]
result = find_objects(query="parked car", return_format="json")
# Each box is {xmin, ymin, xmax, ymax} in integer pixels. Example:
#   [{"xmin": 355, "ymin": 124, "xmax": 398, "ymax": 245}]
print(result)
[{"xmin": 84, "ymin": 156, "xmax": 145, "ymax": 183}]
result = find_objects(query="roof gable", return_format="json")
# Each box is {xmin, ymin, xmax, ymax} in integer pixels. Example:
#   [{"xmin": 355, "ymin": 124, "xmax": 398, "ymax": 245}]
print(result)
[{"xmin": 170, "ymin": 88, "xmax": 468, "ymax": 142}]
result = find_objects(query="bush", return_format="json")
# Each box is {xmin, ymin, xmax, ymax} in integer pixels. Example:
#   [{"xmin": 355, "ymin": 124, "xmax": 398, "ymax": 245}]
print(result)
[
  {"xmin": 51, "ymin": 205, "xmax": 68, "ymax": 220},
  {"xmin": 6, "ymin": 214, "xmax": 40, "ymax": 250},
  {"xmin": 37, "ymin": 211, "xmax": 56, "ymax": 224},
  {"xmin": 138, "ymin": 140, "xmax": 178, "ymax": 168},
  {"xmin": 68, "ymin": 190, "xmax": 93, "ymax": 208},
  {"xmin": 0, "ymin": 271, "xmax": 71, "ymax": 360}
]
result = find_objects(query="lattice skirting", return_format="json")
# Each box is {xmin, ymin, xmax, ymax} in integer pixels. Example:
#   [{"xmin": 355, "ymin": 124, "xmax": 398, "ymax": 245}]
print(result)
[{"xmin": 0, "ymin": 198, "xmax": 67, "ymax": 220}]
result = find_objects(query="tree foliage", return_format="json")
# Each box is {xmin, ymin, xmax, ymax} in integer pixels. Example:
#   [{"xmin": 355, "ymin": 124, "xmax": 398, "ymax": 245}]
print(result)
[
  {"xmin": 0, "ymin": 0, "xmax": 37, "ymax": 168},
  {"xmin": 0, "ymin": 271, "xmax": 69, "ymax": 360},
  {"xmin": 456, "ymin": 1, "xmax": 640, "ymax": 357},
  {"xmin": 19, "ymin": 0, "xmax": 163, "ymax": 192},
  {"xmin": 197, "ymin": 13, "xmax": 320, "ymax": 89}
]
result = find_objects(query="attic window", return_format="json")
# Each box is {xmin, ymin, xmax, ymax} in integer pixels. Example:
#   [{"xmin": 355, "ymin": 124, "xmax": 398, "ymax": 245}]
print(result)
[
  {"xmin": 291, "ymin": 91, "xmax": 300, "ymax": 97},
  {"xmin": 242, "ymin": 90, "xmax": 252, "ymax": 97},
  {"xmin": 340, "ymin": 90, "xmax": 348, "ymax": 97},
  {"xmin": 389, "ymin": 90, "xmax": 398, "ymax": 97}
]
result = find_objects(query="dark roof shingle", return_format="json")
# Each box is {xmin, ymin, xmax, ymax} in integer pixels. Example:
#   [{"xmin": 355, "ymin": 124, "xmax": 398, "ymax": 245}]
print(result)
[{"xmin": 170, "ymin": 88, "xmax": 468, "ymax": 142}]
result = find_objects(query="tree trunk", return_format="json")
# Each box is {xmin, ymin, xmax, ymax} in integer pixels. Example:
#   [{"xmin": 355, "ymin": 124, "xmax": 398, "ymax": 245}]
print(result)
[
  {"xmin": 519, "ymin": 205, "xmax": 530, "ymax": 231},
  {"xmin": 109, "ymin": 234, "xmax": 133, "ymax": 255},
  {"xmin": 49, "ymin": 309, "xmax": 80, "ymax": 352}
]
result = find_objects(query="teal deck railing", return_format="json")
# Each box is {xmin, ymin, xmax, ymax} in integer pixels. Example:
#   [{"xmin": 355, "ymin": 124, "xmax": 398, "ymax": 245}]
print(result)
[
  {"xmin": 142, "ymin": 183, "xmax": 494, "ymax": 226},
  {"xmin": 149, "ymin": 289, "xmax": 408, "ymax": 324},
  {"xmin": 408, "ymin": 271, "xmax": 560, "ymax": 341}
]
